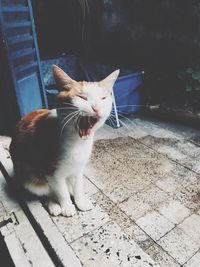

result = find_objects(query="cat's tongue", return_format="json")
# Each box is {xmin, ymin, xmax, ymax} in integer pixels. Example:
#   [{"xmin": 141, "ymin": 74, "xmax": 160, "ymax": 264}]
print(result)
[
  {"xmin": 79, "ymin": 116, "xmax": 97, "ymax": 138},
  {"xmin": 80, "ymin": 128, "xmax": 91, "ymax": 137}
]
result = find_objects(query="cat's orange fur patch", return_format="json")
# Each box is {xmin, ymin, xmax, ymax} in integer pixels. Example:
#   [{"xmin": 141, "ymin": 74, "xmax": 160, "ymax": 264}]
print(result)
[
  {"xmin": 57, "ymin": 81, "xmax": 83, "ymax": 101},
  {"xmin": 17, "ymin": 110, "xmax": 50, "ymax": 131},
  {"xmin": 10, "ymin": 109, "xmax": 59, "ymax": 186}
]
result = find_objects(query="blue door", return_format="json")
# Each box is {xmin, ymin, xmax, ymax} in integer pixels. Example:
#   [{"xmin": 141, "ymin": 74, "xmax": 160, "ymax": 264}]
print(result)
[{"xmin": 0, "ymin": 0, "xmax": 48, "ymax": 118}]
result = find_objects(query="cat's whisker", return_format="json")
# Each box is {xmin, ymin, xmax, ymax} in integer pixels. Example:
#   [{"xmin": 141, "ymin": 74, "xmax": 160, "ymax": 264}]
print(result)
[
  {"xmin": 109, "ymin": 113, "xmax": 135, "ymax": 135},
  {"xmin": 108, "ymin": 114, "xmax": 121, "ymax": 137},
  {"xmin": 108, "ymin": 115, "xmax": 118, "ymax": 128},
  {"xmin": 111, "ymin": 104, "xmax": 145, "ymax": 119},
  {"xmin": 110, "ymin": 110, "xmax": 135, "ymax": 119},
  {"xmin": 74, "ymin": 112, "xmax": 82, "ymax": 133},
  {"xmin": 111, "ymin": 110, "xmax": 130, "ymax": 119},
  {"xmin": 75, "ymin": 112, "xmax": 81, "ymax": 132},
  {"xmin": 58, "ymin": 107, "xmax": 91, "ymax": 122},
  {"xmin": 56, "ymin": 107, "xmax": 79, "ymax": 114},
  {"xmin": 114, "ymin": 117, "xmax": 135, "ymax": 136},
  {"xmin": 112, "ymin": 104, "xmax": 145, "ymax": 108},
  {"xmin": 56, "ymin": 107, "xmax": 78, "ymax": 111},
  {"xmin": 74, "ymin": 113, "xmax": 78, "ymax": 129},
  {"xmin": 120, "ymin": 120, "xmax": 135, "ymax": 135},
  {"xmin": 111, "ymin": 112, "xmax": 137, "ymax": 129},
  {"xmin": 60, "ymin": 110, "xmax": 78, "ymax": 126},
  {"xmin": 110, "ymin": 110, "xmax": 132, "ymax": 121},
  {"xmin": 107, "ymin": 117, "xmax": 121, "ymax": 138},
  {"xmin": 107, "ymin": 117, "xmax": 116, "ymax": 129},
  {"xmin": 60, "ymin": 111, "xmax": 80, "ymax": 137},
  {"xmin": 60, "ymin": 110, "xmax": 79, "ymax": 129},
  {"xmin": 77, "ymin": 115, "xmax": 81, "ymax": 131}
]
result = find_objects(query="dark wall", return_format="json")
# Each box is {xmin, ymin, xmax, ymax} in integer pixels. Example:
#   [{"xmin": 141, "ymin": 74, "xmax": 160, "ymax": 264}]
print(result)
[
  {"xmin": 33, "ymin": 0, "xmax": 200, "ymax": 70},
  {"xmin": 0, "ymin": 28, "xmax": 21, "ymax": 134}
]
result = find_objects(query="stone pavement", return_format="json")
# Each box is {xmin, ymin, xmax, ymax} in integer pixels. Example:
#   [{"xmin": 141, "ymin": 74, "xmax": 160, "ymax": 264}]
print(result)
[{"xmin": 0, "ymin": 115, "xmax": 200, "ymax": 266}]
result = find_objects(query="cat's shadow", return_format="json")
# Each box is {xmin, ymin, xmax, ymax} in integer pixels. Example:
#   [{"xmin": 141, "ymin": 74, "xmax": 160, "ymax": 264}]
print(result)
[
  {"xmin": 3, "ymin": 179, "xmax": 77, "ymax": 216},
  {"xmin": 4, "ymin": 179, "xmax": 47, "ymax": 205}
]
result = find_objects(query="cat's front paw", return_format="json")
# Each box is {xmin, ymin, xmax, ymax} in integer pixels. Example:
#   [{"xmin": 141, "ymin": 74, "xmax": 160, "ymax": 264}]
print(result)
[
  {"xmin": 76, "ymin": 198, "xmax": 94, "ymax": 211},
  {"xmin": 61, "ymin": 204, "xmax": 77, "ymax": 217},
  {"xmin": 47, "ymin": 202, "xmax": 62, "ymax": 216}
]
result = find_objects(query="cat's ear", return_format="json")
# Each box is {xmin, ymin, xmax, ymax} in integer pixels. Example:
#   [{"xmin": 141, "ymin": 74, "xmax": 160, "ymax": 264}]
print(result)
[
  {"xmin": 52, "ymin": 65, "xmax": 75, "ymax": 90},
  {"xmin": 101, "ymin": 70, "xmax": 120, "ymax": 89}
]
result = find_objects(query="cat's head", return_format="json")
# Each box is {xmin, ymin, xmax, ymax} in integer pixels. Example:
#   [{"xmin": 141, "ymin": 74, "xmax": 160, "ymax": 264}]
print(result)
[{"xmin": 52, "ymin": 65, "xmax": 119, "ymax": 137}]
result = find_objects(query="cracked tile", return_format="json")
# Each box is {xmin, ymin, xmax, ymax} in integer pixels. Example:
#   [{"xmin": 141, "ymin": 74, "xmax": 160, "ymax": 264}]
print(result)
[
  {"xmin": 52, "ymin": 202, "xmax": 110, "ymax": 243},
  {"xmin": 124, "ymin": 224, "xmax": 154, "ymax": 250},
  {"xmin": 146, "ymin": 243, "xmax": 180, "ymax": 267},
  {"xmin": 71, "ymin": 221, "xmax": 157, "ymax": 267}
]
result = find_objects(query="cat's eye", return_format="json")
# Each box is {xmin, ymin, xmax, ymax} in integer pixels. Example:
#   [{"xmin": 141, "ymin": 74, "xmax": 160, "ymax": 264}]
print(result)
[
  {"xmin": 102, "ymin": 96, "xmax": 106, "ymax": 100},
  {"xmin": 78, "ymin": 95, "xmax": 87, "ymax": 101}
]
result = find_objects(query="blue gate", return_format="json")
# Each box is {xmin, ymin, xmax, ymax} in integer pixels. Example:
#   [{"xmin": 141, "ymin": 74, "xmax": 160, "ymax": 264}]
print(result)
[{"xmin": 0, "ymin": 0, "xmax": 48, "ymax": 119}]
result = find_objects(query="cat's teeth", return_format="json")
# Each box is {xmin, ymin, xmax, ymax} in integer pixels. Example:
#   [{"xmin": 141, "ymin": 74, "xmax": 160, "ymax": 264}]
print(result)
[{"xmin": 78, "ymin": 116, "xmax": 97, "ymax": 138}]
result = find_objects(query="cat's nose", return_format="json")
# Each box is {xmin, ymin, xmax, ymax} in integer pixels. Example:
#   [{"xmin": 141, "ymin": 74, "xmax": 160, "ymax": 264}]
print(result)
[
  {"xmin": 92, "ymin": 106, "xmax": 99, "ymax": 115},
  {"xmin": 92, "ymin": 106, "xmax": 98, "ymax": 112}
]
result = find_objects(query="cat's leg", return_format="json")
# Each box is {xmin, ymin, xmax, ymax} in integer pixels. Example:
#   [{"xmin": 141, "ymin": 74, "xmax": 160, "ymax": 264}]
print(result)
[
  {"xmin": 72, "ymin": 172, "xmax": 93, "ymax": 211},
  {"xmin": 46, "ymin": 200, "xmax": 62, "ymax": 216},
  {"xmin": 47, "ymin": 176, "xmax": 76, "ymax": 217}
]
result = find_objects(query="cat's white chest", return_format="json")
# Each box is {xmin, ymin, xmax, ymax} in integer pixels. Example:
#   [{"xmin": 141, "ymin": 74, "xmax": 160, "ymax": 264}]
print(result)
[
  {"xmin": 58, "ymin": 137, "xmax": 93, "ymax": 176},
  {"xmin": 70, "ymin": 139, "xmax": 92, "ymax": 163}
]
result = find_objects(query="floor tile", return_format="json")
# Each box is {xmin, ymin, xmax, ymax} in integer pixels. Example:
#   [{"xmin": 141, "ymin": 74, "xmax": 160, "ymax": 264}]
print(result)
[
  {"xmin": 71, "ymin": 221, "xmax": 157, "ymax": 267},
  {"xmin": 119, "ymin": 185, "xmax": 168, "ymax": 220},
  {"xmin": 84, "ymin": 177, "xmax": 99, "ymax": 197},
  {"xmin": 183, "ymin": 252, "xmax": 200, "ymax": 267},
  {"xmin": 124, "ymin": 224, "xmax": 154, "ymax": 250},
  {"xmin": 174, "ymin": 183, "xmax": 200, "ymax": 212},
  {"xmin": 146, "ymin": 243, "xmax": 180, "ymax": 267},
  {"xmin": 92, "ymin": 192, "xmax": 133, "ymax": 229},
  {"xmin": 158, "ymin": 227, "xmax": 199, "ymax": 265},
  {"xmin": 178, "ymin": 214, "xmax": 200, "ymax": 246},
  {"xmin": 52, "ymin": 201, "xmax": 110, "ymax": 243},
  {"xmin": 158, "ymin": 200, "xmax": 190, "ymax": 224},
  {"xmin": 136, "ymin": 211, "xmax": 174, "ymax": 241}
]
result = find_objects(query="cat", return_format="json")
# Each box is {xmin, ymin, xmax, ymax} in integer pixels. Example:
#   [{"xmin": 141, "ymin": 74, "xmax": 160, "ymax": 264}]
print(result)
[{"xmin": 10, "ymin": 65, "xmax": 119, "ymax": 216}]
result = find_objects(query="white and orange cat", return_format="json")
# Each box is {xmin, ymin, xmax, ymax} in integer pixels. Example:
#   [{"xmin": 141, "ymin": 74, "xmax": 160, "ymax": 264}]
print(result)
[{"xmin": 10, "ymin": 65, "xmax": 119, "ymax": 217}]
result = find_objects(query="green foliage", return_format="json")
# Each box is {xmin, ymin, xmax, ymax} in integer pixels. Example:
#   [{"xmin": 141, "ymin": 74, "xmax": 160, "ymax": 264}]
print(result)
[{"xmin": 178, "ymin": 65, "xmax": 200, "ymax": 92}]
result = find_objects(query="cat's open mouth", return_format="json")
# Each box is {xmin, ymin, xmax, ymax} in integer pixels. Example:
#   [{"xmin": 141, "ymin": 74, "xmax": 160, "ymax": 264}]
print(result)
[{"xmin": 78, "ymin": 116, "xmax": 98, "ymax": 137}]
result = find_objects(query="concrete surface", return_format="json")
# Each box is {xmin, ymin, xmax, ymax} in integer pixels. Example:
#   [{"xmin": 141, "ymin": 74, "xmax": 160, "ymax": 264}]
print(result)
[{"xmin": 0, "ymin": 115, "xmax": 200, "ymax": 266}]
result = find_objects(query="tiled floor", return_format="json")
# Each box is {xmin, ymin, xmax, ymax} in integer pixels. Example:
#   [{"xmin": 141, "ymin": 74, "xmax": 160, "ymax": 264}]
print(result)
[
  {"xmin": 1, "ymin": 115, "xmax": 200, "ymax": 266},
  {"xmin": 78, "ymin": 117, "xmax": 200, "ymax": 266}
]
